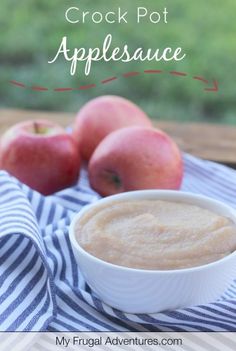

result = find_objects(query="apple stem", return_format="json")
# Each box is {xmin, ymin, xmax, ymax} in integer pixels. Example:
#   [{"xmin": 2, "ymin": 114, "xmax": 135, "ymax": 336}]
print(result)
[
  {"xmin": 34, "ymin": 121, "xmax": 40, "ymax": 134},
  {"xmin": 112, "ymin": 174, "xmax": 121, "ymax": 188},
  {"xmin": 106, "ymin": 171, "xmax": 122, "ymax": 189}
]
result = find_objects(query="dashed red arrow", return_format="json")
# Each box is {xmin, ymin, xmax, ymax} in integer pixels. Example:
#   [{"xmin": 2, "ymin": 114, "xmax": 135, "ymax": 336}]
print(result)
[
  {"xmin": 9, "ymin": 71, "xmax": 219, "ymax": 93},
  {"xmin": 204, "ymin": 80, "xmax": 218, "ymax": 92},
  {"xmin": 193, "ymin": 76, "xmax": 218, "ymax": 92}
]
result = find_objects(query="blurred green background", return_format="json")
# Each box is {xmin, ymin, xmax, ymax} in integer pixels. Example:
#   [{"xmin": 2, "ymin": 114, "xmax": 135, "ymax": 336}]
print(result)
[{"xmin": 0, "ymin": 0, "xmax": 235, "ymax": 124}]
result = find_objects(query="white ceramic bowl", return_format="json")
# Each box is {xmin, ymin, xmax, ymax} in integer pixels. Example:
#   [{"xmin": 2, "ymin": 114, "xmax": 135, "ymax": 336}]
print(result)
[{"xmin": 69, "ymin": 190, "xmax": 236, "ymax": 314}]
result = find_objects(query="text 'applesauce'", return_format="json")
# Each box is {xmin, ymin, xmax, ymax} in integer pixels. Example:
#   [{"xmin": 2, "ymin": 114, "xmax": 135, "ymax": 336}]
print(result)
[{"xmin": 75, "ymin": 200, "xmax": 236, "ymax": 270}]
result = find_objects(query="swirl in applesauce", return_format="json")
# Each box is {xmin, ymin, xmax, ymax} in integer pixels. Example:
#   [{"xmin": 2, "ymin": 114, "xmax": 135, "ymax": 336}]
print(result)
[{"xmin": 75, "ymin": 200, "xmax": 236, "ymax": 270}]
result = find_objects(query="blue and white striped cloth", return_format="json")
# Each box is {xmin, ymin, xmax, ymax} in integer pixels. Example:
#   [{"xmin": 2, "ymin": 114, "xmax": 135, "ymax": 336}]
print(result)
[{"xmin": 1, "ymin": 153, "xmax": 236, "ymax": 332}]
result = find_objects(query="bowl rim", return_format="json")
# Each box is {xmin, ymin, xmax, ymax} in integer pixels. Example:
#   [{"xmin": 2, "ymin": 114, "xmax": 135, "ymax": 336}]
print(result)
[{"xmin": 69, "ymin": 189, "xmax": 236, "ymax": 275}]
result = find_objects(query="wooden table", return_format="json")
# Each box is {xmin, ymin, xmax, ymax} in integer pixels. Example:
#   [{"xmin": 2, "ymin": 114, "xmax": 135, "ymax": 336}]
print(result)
[{"xmin": 1, "ymin": 108, "xmax": 236, "ymax": 167}]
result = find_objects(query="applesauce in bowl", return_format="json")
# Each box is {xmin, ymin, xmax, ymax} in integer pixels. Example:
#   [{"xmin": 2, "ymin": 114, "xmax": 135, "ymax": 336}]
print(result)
[
  {"xmin": 75, "ymin": 199, "xmax": 236, "ymax": 270},
  {"xmin": 69, "ymin": 190, "xmax": 236, "ymax": 313}
]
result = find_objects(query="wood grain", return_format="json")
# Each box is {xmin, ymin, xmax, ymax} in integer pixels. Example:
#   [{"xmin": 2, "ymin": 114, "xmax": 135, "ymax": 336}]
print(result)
[{"xmin": 0, "ymin": 108, "xmax": 235, "ymax": 166}]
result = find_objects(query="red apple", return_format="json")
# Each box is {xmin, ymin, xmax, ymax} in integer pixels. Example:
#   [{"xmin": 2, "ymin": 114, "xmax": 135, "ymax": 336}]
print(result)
[
  {"xmin": 73, "ymin": 95, "xmax": 152, "ymax": 161},
  {"xmin": 0, "ymin": 120, "xmax": 81, "ymax": 195},
  {"xmin": 88, "ymin": 127, "xmax": 183, "ymax": 196}
]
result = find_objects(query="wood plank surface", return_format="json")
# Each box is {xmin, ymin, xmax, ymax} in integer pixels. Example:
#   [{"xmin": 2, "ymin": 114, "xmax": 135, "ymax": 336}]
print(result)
[{"xmin": 0, "ymin": 108, "xmax": 235, "ymax": 166}]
